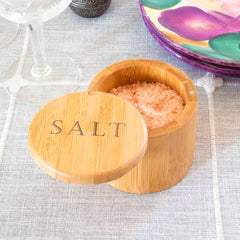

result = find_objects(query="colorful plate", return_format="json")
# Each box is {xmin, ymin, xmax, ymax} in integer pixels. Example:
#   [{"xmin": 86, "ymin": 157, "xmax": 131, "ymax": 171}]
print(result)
[
  {"xmin": 140, "ymin": 0, "xmax": 240, "ymax": 67},
  {"xmin": 143, "ymin": 13, "xmax": 240, "ymax": 77}
]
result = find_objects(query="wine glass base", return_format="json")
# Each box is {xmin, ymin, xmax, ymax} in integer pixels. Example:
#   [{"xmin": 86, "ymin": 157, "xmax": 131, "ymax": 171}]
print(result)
[
  {"xmin": 4, "ymin": 51, "xmax": 83, "ymax": 105},
  {"xmin": 0, "ymin": 18, "xmax": 18, "ymax": 48}
]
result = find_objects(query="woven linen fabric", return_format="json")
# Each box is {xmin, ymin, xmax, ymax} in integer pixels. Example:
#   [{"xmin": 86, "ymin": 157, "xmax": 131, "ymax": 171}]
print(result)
[{"xmin": 0, "ymin": 0, "xmax": 240, "ymax": 239}]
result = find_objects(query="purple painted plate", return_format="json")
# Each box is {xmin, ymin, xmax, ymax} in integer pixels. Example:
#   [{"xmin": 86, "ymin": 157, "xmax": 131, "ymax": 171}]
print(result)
[
  {"xmin": 143, "ymin": 13, "xmax": 240, "ymax": 77},
  {"xmin": 140, "ymin": 0, "xmax": 240, "ymax": 68}
]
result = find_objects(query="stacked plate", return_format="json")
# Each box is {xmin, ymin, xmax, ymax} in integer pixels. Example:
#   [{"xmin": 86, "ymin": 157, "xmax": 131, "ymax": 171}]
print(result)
[{"xmin": 140, "ymin": 0, "xmax": 240, "ymax": 77}]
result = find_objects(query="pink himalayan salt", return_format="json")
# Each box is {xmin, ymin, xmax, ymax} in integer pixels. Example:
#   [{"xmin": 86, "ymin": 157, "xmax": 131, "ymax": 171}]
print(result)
[{"xmin": 109, "ymin": 81, "xmax": 185, "ymax": 129}]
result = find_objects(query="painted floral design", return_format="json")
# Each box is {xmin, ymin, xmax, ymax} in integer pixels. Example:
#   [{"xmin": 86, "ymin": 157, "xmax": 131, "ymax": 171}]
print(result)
[
  {"xmin": 209, "ymin": 33, "xmax": 240, "ymax": 60},
  {"xmin": 142, "ymin": 0, "xmax": 240, "ymax": 61},
  {"xmin": 186, "ymin": 0, "xmax": 240, "ymax": 18},
  {"xmin": 158, "ymin": 6, "xmax": 240, "ymax": 41},
  {"xmin": 141, "ymin": 0, "xmax": 181, "ymax": 10}
]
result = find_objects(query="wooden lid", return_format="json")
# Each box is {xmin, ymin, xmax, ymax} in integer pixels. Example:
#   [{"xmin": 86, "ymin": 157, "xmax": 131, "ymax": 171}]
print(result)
[{"xmin": 28, "ymin": 91, "xmax": 148, "ymax": 185}]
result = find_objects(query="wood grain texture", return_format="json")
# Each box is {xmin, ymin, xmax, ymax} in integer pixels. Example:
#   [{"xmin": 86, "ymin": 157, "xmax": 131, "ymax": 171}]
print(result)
[
  {"xmin": 28, "ymin": 91, "xmax": 148, "ymax": 184},
  {"xmin": 88, "ymin": 59, "xmax": 198, "ymax": 193}
]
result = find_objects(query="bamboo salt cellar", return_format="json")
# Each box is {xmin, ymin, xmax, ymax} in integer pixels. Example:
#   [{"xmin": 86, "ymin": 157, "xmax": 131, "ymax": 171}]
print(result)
[
  {"xmin": 88, "ymin": 59, "xmax": 198, "ymax": 193},
  {"xmin": 28, "ymin": 59, "xmax": 197, "ymax": 194}
]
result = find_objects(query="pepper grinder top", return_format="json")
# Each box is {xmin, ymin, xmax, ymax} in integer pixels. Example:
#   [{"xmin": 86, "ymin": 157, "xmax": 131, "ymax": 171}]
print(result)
[{"xmin": 70, "ymin": 0, "xmax": 111, "ymax": 18}]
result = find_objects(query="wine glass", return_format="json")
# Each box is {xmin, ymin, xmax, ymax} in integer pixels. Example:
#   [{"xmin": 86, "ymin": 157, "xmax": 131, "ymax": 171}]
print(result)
[
  {"xmin": 0, "ymin": 17, "xmax": 18, "ymax": 48},
  {"xmin": 0, "ymin": 0, "xmax": 81, "ymax": 104}
]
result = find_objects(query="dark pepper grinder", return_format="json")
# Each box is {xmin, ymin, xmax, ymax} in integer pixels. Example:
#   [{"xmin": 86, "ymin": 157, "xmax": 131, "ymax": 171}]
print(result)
[{"xmin": 70, "ymin": 0, "xmax": 111, "ymax": 18}]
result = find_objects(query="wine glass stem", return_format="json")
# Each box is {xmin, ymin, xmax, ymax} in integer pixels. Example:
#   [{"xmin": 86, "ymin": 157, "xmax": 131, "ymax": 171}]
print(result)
[{"xmin": 29, "ymin": 22, "xmax": 51, "ymax": 78}]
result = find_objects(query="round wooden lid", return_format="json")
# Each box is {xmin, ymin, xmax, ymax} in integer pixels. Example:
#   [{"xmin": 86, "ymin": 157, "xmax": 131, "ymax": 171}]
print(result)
[{"xmin": 28, "ymin": 91, "xmax": 148, "ymax": 184}]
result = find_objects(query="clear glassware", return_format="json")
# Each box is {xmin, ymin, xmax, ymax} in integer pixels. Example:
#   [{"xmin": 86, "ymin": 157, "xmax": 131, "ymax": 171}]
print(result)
[
  {"xmin": 0, "ymin": 0, "xmax": 81, "ymax": 104},
  {"xmin": 0, "ymin": 17, "xmax": 18, "ymax": 48}
]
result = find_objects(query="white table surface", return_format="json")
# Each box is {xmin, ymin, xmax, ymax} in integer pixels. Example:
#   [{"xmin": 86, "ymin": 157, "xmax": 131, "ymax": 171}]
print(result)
[{"xmin": 0, "ymin": 0, "xmax": 239, "ymax": 239}]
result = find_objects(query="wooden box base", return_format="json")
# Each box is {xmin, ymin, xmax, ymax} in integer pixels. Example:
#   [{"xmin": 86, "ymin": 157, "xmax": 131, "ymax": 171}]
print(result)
[{"xmin": 88, "ymin": 59, "xmax": 198, "ymax": 193}]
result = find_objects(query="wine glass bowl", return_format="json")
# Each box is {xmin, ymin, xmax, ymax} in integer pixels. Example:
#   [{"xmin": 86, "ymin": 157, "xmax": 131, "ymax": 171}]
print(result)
[
  {"xmin": 0, "ymin": 0, "xmax": 72, "ymax": 23},
  {"xmin": 0, "ymin": 0, "xmax": 81, "ymax": 104}
]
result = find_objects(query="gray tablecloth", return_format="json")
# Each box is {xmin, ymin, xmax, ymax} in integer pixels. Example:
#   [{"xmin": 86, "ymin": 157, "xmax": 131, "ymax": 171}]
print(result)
[{"xmin": 0, "ymin": 0, "xmax": 239, "ymax": 239}]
